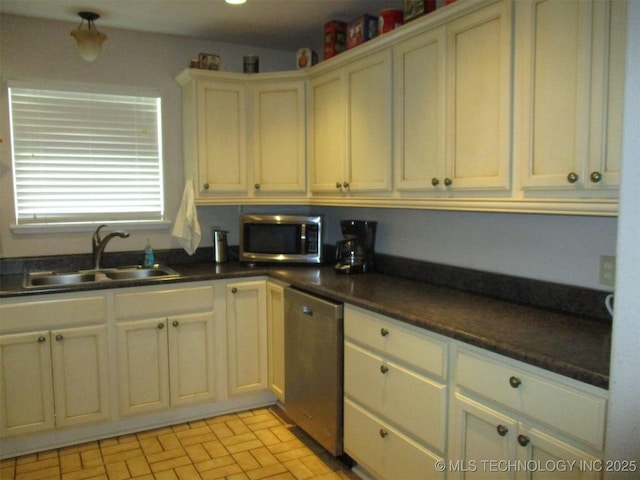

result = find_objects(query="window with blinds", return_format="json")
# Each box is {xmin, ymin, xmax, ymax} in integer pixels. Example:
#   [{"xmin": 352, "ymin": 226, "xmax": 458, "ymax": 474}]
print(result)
[{"xmin": 8, "ymin": 86, "xmax": 164, "ymax": 225}]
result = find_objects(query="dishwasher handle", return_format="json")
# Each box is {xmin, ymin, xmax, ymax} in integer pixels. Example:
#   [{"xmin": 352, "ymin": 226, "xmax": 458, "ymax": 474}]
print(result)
[{"xmin": 302, "ymin": 305, "xmax": 313, "ymax": 316}]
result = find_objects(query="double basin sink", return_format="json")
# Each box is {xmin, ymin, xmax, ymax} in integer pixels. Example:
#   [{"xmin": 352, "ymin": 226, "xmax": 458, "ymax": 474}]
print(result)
[{"xmin": 24, "ymin": 265, "xmax": 181, "ymax": 288}]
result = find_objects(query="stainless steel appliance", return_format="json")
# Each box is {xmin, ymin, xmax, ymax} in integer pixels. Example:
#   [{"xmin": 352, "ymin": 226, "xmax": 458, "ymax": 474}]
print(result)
[
  {"xmin": 212, "ymin": 228, "xmax": 228, "ymax": 263},
  {"xmin": 335, "ymin": 220, "xmax": 377, "ymax": 274},
  {"xmin": 239, "ymin": 214, "xmax": 323, "ymax": 264},
  {"xmin": 284, "ymin": 287, "xmax": 344, "ymax": 455}
]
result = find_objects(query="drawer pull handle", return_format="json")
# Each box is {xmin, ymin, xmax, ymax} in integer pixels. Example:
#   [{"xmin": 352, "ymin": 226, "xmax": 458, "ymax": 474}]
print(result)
[
  {"xmin": 380, "ymin": 328, "xmax": 389, "ymax": 337},
  {"xmin": 55, "ymin": 334, "xmax": 63, "ymax": 342},
  {"xmin": 157, "ymin": 322, "xmax": 165, "ymax": 330},
  {"xmin": 509, "ymin": 376, "xmax": 521, "ymax": 388},
  {"xmin": 517, "ymin": 434, "xmax": 530, "ymax": 447},
  {"xmin": 380, "ymin": 365, "xmax": 389, "ymax": 374},
  {"xmin": 172, "ymin": 320, "xmax": 179, "ymax": 327},
  {"xmin": 496, "ymin": 425, "xmax": 509, "ymax": 437},
  {"xmin": 231, "ymin": 287, "xmax": 237, "ymax": 294},
  {"xmin": 37, "ymin": 336, "xmax": 47, "ymax": 343},
  {"xmin": 379, "ymin": 429, "xmax": 388, "ymax": 438}
]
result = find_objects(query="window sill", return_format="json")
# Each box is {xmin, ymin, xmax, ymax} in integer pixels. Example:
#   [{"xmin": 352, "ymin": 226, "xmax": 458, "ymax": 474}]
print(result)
[{"xmin": 10, "ymin": 220, "xmax": 172, "ymax": 235}]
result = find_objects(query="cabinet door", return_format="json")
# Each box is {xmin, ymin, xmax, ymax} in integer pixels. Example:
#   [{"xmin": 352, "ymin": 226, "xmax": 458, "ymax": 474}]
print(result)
[
  {"xmin": 51, "ymin": 325, "xmax": 110, "ymax": 427},
  {"xmin": 515, "ymin": 426, "xmax": 602, "ymax": 480},
  {"xmin": 266, "ymin": 282, "xmax": 285, "ymax": 402},
  {"xmin": 393, "ymin": 27, "xmax": 446, "ymax": 191},
  {"xmin": 226, "ymin": 281, "xmax": 268, "ymax": 396},
  {"xmin": 168, "ymin": 312, "xmax": 216, "ymax": 406},
  {"xmin": 346, "ymin": 50, "xmax": 393, "ymax": 192},
  {"xmin": 117, "ymin": 318, "xmax": 169, "ymax": 415},
  {"xmin": 446, "ymin": 0, "xmax": 511, "ymax": 190},
  {"xmin": 252, "ymin": 80, "xmax": 306, "ymax": 194},
  {"xmin": 449, "ymin": 393, "xmax": 518, "ymax": 480},
  {"xmin": 517, "ymin": 0, "xmax": 624, "ymax": 191},
  {"xmin": 308, "ymin": 69, "xmax": 346, "ymax": 193},
  {"xmin": 0, "ymin": 331, "xmax": 55, "ymax": 436},
  {"xmin": 196, "ymin": 80, "xmax": 248, "ymax": 194}
]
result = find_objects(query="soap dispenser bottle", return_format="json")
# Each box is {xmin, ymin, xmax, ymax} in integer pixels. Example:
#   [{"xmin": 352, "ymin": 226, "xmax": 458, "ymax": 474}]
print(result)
[{"xmin": 144, "ymin": 239, "xmax": 155, "ymax": 268}]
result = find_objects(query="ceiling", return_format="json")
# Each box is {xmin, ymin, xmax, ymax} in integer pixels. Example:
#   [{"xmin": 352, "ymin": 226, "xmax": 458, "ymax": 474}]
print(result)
[{"xmin": 0, "ymin": 0, "xmax": 405, "ymax": 51}]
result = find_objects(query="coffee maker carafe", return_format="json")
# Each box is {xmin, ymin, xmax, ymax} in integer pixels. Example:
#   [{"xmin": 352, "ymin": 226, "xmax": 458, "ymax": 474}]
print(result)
[{"xmin": 335, "ymin": 220, "xmax": 377, "ymax": 274}]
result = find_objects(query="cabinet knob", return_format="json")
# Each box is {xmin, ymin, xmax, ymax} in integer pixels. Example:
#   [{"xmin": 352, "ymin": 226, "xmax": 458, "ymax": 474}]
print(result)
[
  {"xmin": 444, "ymin": 178, "xmax": 452, "ymax": 187},
  {"xmin": 380, "ymin": 365, "xmax": 389, "ymax": 374},
  {"xmin": 37, "ymin": 336, "xmax": 47, "ymax": 343},
  {"xmin": 157, "ymin": 322, "xmax": 165, "ymax": 329},
  {"xmin": 509, "ymin": 376, "xmax": 521, "ymax": 388},
  {"xmin": 590, "ymin": 171, "xmax": 602, "ymax": 183},
  {"xmin": 343, "ymin": 181, "xmax": 350, "ymax": 189},
  {"xmin": 379, "ymin": 429, "xmax": 389, "ymax": 438},
  {"xmin": 431, "ymin": 178, "xmax": 440, "ymax": 187},
  {"xmin": 254, "ymin": 183, "xmax": 260, "ymax": 190},
  {"xmin": 172, "ymin": 320, "xmax": 179, "ymax": 327},
  {"xmin": 55, "ymin": 334, "xmax": 63, "ymax": 342},
  {"xmin": 517, "ymin": 434, "xmax": 530, "ymax": 447},
  {"xmin": 203, "ymin": 183, "xmax": 210, "ymax": 190},
  {"xmin": 380, "ymin": 328, "xmax": 389, "ymax": 337},
  {"xmin": 496, "ymin": 425, "xmax": 509, "ymax": 437},
  {"xmin": 567, "ymin": 172, "xmax": 579, "ymax": 184},
  {"xmin": 231, "ymin": 287, "xmax": 238, "ymax": 294}
]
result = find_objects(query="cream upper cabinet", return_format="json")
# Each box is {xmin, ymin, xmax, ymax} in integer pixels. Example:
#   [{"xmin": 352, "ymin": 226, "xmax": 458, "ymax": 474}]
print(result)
[
  {"xmin": 445, "ymin": 0, "xmax": 512, "ymax": 191},
  {"xmin": 309, "ymin": 49, "xmax": 392, "ymax": 194},
  {"xmin": 252, "ymin": 77, "xmax": 306, "ymax": 196},
  {"xmin": 514, "ymin": 0, "xmax": 626, "ymax": 193},
  {"xmin": 177, "ymin": 70, "xmax": 248, "ymax": 197},
  {"xmin": 393, "ymin": 27, "xmax": 446, "ymax": 192},
  {"xmin": 226, "ymin": 280, "xmax": 268, "ymax": 397}
]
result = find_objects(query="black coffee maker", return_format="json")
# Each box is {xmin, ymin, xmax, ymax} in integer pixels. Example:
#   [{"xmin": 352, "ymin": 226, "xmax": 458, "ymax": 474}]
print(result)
[{"xmin": 335, "ymin": 220, "xmax": 377, "ymax": 274}]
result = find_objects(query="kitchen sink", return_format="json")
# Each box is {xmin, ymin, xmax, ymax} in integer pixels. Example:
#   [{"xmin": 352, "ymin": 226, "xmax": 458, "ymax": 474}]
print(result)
[{"xmin": 24, "ymin": 265, "xmax": 181, "ymax": 288}]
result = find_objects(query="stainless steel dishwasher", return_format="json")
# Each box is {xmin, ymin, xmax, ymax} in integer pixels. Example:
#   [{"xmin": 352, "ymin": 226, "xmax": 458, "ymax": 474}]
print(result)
[{"xmin": 284, "ymin": 287, "xmax": 344, "ymax": 456}]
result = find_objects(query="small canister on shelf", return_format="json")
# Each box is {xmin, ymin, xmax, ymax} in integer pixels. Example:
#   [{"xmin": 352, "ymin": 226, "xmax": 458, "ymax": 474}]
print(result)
[
  {"xmin": 243, "ymin": 55, "xmax": 259, "ymax": 73},
  {"xmin": 378, "ymin": 9, "xmax": 404, "ymax": 34},
  {"xmin": 296, "ymin": 48, "xmax": 318, "ymax": 69}
]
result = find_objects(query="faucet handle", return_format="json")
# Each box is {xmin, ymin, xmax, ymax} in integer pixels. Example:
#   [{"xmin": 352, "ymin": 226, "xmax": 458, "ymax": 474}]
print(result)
[{"xmin": 93, "ymin": 224, "xmax": 108, "ymax": 250}]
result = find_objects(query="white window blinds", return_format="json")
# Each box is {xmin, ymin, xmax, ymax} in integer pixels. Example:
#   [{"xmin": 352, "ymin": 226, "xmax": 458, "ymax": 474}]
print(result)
[{"xmin": 8, "ymin": 86, "xmax": 164, "ymax": 225}]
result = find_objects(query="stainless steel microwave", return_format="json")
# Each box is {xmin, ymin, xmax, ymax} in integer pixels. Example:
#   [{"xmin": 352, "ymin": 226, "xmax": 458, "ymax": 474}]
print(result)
[
  {"xmin": 240, "ymin": 215, "xmax": 323, "ymax": 263},
  {"xmin": 239, "ymin": 214, "xmax": 323, "ymax": 264}
]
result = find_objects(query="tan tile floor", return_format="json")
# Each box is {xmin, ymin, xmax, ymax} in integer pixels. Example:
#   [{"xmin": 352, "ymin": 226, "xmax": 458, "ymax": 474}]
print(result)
[{"xmin": 0, "ymin": 407, "xmax": 359, "ymax": 480}]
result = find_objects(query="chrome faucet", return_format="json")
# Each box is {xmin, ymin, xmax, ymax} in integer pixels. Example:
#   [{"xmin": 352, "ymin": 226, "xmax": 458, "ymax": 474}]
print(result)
[{"xmin": 92, "ymin": 224, "xmax": 130, "ymax": 270}]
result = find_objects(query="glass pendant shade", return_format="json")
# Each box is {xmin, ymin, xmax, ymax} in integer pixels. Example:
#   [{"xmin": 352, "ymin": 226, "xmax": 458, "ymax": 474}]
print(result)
[{"xmin": 70, "ymin": 12, "xmax": 107, "ymax": 61}]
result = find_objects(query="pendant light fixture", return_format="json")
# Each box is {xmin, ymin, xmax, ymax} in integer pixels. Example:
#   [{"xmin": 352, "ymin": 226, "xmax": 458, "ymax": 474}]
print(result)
[{"xmin": 70, "ymin": 11, "xmax": 107, "ymax": 61}]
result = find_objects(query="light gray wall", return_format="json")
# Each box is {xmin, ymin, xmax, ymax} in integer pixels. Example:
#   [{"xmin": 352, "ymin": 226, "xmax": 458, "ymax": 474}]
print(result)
[{"xmin": 0, "ymin": 14, "xmax": 618, "ymax": 290}]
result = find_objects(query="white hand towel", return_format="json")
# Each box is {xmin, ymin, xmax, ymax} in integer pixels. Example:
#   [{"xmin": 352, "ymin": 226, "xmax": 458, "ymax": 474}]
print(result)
[{"xmin": 172, "ymin": 180, "xmax": 201, "ymax": 255}]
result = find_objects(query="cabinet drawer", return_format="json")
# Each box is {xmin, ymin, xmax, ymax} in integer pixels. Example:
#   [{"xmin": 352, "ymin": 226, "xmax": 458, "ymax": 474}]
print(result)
[
  {"xmin": 344, "ymin": 399, "xmax": 444, "ymax": 480},
  {"xmin": 344, "ymin": 305, "xmax": 447, "ymax": 379},
  {"xmin": 0, "ymin": 296, "xmax": 106, "ymax": 333},
  {"xmin": 345, "ymin": 342, "xmax": 447, "ymax": 451},
  {"xmin": 455, "ymin": 349, "xmax": 607, "ymax": 449},
  {"xmin": 115, "ymin": 285, "xmax": 214, "ymax": 320}
]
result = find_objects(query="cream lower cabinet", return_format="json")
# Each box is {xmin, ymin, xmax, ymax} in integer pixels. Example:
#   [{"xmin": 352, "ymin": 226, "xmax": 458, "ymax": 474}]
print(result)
[
  {"xmin": 0, "ymin": 295, "xmax": 110, "ymax": 436},
  {"xmin": 226, "ymin": 280, "xmax": 268, "ymax": 397},
  {"xmin": 266, "ymin": 281, "xmax": 285, "ymax": 403},
  {"xmin": 343, "ymin": 304, "xmax": 448, "ymax": 480},
  {"xmin": 449, "ymin": 347, "xmax": 607, "ymax": 480},
  {"xmin": 115, "ymin": 284, "xmax": 216, "ymax": 415}
]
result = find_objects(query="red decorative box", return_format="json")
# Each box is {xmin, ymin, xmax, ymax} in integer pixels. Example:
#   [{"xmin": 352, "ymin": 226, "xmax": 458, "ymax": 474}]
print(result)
[
  {"xmin": 347, "ymin": 14, "xmax": 379, "ymax": 50},
  {"xmin": 323, "ymin": 21, "xmax": 347, "ymax": 60}
]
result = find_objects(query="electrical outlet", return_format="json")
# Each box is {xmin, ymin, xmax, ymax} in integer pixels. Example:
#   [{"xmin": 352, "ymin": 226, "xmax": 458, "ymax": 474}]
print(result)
[{"xmin": 599, "ymin": 255, "xmax": 616, "ymax": 287}]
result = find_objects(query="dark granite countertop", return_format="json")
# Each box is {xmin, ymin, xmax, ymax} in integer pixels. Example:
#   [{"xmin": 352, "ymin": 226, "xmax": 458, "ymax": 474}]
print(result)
[{"xmin": 0, "ymin": 261, "xmax": 611, "ymax": 389}]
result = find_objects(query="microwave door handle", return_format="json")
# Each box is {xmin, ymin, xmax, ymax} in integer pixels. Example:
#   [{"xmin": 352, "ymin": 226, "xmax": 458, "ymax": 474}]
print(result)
[{"xmin": 300, "ymin": 224, "xmax": 306, "ymax": 254}]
